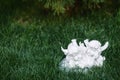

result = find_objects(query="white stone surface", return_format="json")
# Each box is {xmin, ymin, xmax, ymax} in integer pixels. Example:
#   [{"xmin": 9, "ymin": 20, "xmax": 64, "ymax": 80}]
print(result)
[{"xmin": 59, "ymin": 39, "xmax": 109, "ymax": 72}]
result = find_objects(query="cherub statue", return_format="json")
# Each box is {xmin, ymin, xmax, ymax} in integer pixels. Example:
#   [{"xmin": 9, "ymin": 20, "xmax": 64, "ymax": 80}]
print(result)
[
  {"xmin": 84, "ymin": 39, "xmax": 109, "ymax": 66},
  {"xmin": 60, "ymin": 39, "xmax": 109, "ymax": 71},
  {"xmin": 60, "ymin": 39, "xmax": 80, "ymax": 68}
]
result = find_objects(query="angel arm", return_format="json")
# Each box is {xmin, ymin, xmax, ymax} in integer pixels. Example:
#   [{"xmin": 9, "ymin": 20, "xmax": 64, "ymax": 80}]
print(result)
[
  {"xmin": 61, "ymin": 47, "xmax": 68, "ymax": 55},
  {"xmin": 101, "ymin": 41, "xmax": 109, "ymax": 51}
]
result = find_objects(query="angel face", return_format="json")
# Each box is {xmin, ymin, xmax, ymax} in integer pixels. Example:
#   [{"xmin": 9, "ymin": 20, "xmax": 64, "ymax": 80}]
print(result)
[{"xmin": 88, "ymin": 40, "xmax": 101, "ymax": 49}]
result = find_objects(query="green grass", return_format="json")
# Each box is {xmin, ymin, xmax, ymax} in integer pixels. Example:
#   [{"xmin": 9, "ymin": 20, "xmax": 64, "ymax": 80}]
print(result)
[{"xmin": 0, "ymin": 15, "xmax": 120, "ymax": 80}]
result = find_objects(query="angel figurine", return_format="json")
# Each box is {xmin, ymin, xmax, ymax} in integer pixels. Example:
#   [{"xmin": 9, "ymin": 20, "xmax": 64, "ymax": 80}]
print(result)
[{"xmin": 60, "ymin": 39, "xmax": 109, "ymax": 71}]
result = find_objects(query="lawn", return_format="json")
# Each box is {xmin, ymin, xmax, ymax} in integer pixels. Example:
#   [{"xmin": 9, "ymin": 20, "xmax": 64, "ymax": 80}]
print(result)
[{"xmin": 0, "ymin": 14, "xmax": 120, "ymax": 80}]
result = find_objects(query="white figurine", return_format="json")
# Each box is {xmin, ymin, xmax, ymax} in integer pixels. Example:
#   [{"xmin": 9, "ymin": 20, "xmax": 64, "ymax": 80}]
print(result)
[
  {"xmin": 85, "ymin": 39, "xmax": 109, "ymax": 58},
  {"xmin": 60, "ymin": 39, "xmax": 109, "ymax": 72}
]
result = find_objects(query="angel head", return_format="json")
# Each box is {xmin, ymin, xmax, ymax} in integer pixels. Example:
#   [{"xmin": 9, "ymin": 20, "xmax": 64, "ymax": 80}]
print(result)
[{"xmin": 84, "ymin": 39, "xmax": 109, "ymax": 52}]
